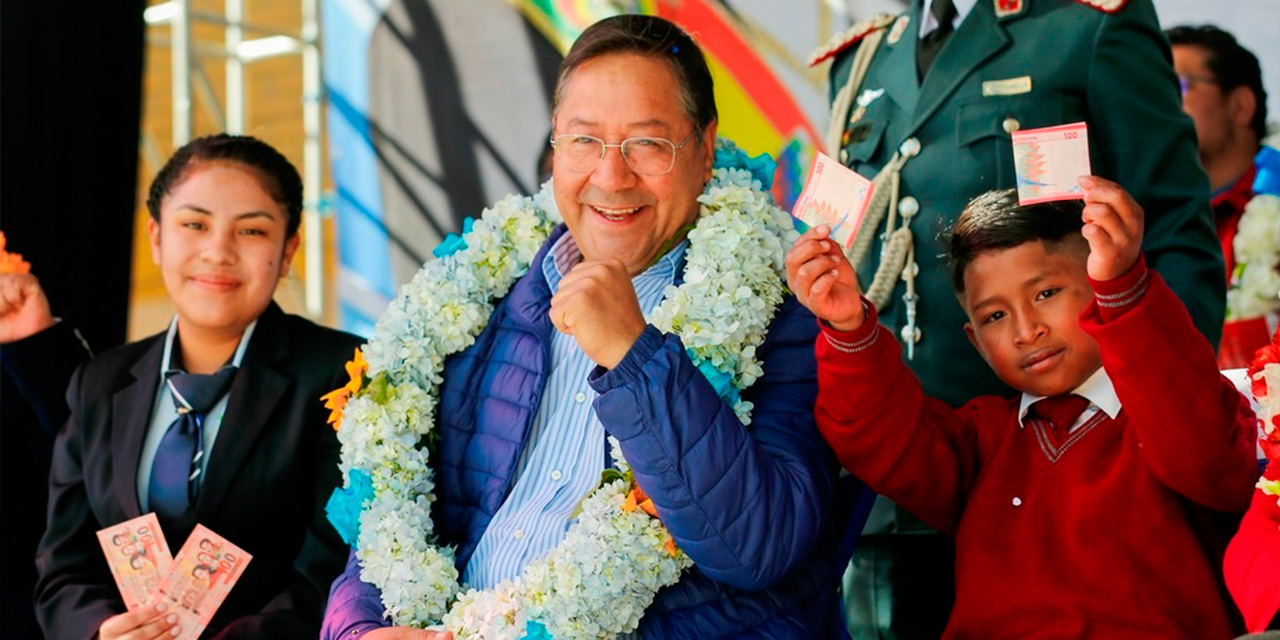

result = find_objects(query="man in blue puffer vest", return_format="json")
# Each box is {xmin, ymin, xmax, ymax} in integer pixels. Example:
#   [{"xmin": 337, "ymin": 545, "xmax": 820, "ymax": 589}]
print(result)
[{"xmin": 322, "ymin": 14, "xmax": 848, "ymax": 639}]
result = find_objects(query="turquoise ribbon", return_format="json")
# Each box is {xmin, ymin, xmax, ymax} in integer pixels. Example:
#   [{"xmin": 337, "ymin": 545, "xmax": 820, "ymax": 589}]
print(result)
[
  {"xmin": 325, "ymin": 469, "xmax": 374, "ymax": 546},
  {"xmin": 714, "ymin": 144, "xmax": 777, "ymax": 191},
  {"xmin": 432, "ymin": 217, "xmax": 476, "ymax": 258},
  {"xmin": 1253, "ymin": 146, "xmax": 1280, "ymax": 197}
]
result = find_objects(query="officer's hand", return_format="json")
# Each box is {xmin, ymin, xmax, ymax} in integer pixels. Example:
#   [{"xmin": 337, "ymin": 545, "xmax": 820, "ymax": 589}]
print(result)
[
  {"xmin": 0, "ymin": 272, "xmax": 55, "ymax": 344},
  {"xmin": 363, "ymin": 628, "xmax": 453, "ymax": 639},
  {"xmin": 98, "ymin": 602, "xmax": 179, "ymax": 640},
  {"xmin": 1078, "ymin": 176, "xmax": 1144, "ymax": 282},
  {"xmin": 549, "ymin": 260, "xmax": 647, "ymax": 370},
  {"xmin": 785, "ymin": 226, "xmax": 865, "ymax": 332}
]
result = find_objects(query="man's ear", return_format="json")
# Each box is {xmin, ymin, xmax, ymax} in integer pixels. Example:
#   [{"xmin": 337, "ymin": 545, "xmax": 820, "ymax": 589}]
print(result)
[
  {"xmin": 147, "ymin": 217, "xmax": 162, "ymax": 266},
  {"xmin": 701, "ymin": 119, "xmax": 718, "ymax": 181},
  {"xmin": 1228, "ymin": 86, "xmax": 1258, "ymax": 131}
]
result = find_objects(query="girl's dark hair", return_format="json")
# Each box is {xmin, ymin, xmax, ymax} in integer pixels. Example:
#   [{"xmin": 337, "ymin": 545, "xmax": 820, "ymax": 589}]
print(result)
[
  {"xmin": 553, "ymin": 14, "xmax": 717, "ymax": 135},
  {"xmin": 948, "ymin": 189, "xmax": 1087, "ymax": 293},
  {"xmin": 146, "ymin": 134, "xmax": 303, "ymax": 236}
]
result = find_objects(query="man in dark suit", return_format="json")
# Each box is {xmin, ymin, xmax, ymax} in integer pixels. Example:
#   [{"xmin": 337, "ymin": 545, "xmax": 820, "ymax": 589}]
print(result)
[
  {"xmin": 810, "ymin": 0, "xmax": 1225, "ymax": 635},
  {"xmin": 30, "ymin": 134, "xmax": 362, "ymax": 639}
]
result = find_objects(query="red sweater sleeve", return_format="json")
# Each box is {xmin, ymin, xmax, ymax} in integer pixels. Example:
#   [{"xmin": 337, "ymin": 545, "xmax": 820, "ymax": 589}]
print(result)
[
  {"xmin": 815, "ymin": 302, "xmax": 993, "ymax": 537},
  {"xmin": 1224, "ymin": 463, "xmax": 1280, "ymax": 632},
  {"xmin": 1081, "ymin": 262, "xmax": 1257, "ymax": 512}
]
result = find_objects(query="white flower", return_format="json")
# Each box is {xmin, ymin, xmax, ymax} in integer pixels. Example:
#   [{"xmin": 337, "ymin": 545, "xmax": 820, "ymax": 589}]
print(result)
[{"xmin": 1228, "ymin": 194, "xmax": 1280, "ymax": 319}]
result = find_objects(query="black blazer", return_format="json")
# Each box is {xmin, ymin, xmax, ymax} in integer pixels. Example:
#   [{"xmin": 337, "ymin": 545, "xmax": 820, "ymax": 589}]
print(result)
[{"xmin": 35, "ymin": 303, "xmax": 363, "ymax": 639}]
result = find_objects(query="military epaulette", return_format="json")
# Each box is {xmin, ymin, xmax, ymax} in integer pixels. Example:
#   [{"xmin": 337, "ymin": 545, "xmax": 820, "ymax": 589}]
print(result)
[
  {"xmin": 1072, "ymin": 0, "xmax": 1129, "ymax": 13},
  {"xmin": 807, "ymin": 13, "xmax": 895, "ymax": 67}
]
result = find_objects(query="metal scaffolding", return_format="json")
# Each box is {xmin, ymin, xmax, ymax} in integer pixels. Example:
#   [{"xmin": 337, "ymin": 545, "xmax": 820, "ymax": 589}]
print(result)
[{"xmin": 144, "ymin": 0, "xmax": 326, "ymax": 319}]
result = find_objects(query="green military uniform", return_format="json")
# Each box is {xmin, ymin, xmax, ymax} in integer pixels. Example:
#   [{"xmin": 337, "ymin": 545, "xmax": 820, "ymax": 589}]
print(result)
[{"xmin": 816, "ymin": 0, "xmax": 1226, "ymax": 636}]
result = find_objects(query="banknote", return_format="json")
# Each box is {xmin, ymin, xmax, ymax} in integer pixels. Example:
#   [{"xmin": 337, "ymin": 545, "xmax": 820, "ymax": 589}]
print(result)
[
  {"xmin": 96, "ymin": 513, "xmax": 173, "ymax": 610},
  {"xmin": 792, "ymin": 151, "xmax": 876, "ymax": 248},
  {"xmin": 1011, "ymin": 121, "xmax": 1092, "ymax": 205},
  {"xmin": 150, "ymin": 524, "xmax": 253, "ymax": 639}
]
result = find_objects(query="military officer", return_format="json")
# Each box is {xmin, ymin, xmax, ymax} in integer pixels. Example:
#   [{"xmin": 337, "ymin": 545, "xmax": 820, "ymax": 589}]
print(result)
[{"xmin": 810, "ymin": 0, "xmax": 1226, "ymax": 636}]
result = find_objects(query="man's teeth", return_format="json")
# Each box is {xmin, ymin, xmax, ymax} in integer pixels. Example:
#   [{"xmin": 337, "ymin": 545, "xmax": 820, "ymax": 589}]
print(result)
[{"xmin": 595, "ymin": 206, "xmax": 640, "ymax": 220}]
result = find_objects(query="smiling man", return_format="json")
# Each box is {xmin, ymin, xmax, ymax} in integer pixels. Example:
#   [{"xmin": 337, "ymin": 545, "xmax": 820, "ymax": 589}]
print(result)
[{"xmin": 322, "ymin": 14, "xmax": 848, "ymax": 640}]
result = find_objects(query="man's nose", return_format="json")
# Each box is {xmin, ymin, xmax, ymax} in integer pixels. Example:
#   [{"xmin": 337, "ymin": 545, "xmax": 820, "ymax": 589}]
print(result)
[{"xmin": 589, "ymin": 145, "xmax": 639, "ymax": 189}]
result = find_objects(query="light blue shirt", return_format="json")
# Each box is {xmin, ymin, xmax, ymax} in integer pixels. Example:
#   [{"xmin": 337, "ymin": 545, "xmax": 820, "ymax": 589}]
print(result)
[
  {"xmin": 463, "ymin": 233, "xmax": 687, "ymax": 589},
  {"xmin": 136, "ymin": 317, "xmax": 257, "ymax": 511}
]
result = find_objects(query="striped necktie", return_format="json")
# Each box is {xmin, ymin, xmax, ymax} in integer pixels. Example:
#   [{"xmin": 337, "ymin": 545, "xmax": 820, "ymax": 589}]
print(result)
[{"xmin": 148, "ymin": 364, "xmax": 236, "ymax": 528}]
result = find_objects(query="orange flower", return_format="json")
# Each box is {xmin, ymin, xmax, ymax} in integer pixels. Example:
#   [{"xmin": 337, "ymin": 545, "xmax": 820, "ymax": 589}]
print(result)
[
  {"xmin": 0, "ymin": 232, "xmax": 31, "ymax": 274},
  {"xmin": 621, "ymin": 485, "xmax": 658, "ymax": 518},
  {"xmin": 664, "ymin": 534, "xmax": 677, "ymax": 558},
  {"xmin": 321, "ymin": 348, "xmax": 367, "ymax": 430}
]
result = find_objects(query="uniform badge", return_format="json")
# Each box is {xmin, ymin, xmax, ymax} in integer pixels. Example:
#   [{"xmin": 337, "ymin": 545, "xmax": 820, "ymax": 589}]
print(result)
[
  {"xmin": 887, "ymin": 15, "xmax": 910, "ymax": 45},
  {"xmin": 847, "ymin": 87, "xmax": 885, "ymax": 130},
  {"xmin": 994, "ymin": 0, "xmax": 1025, "ymax": 18}
]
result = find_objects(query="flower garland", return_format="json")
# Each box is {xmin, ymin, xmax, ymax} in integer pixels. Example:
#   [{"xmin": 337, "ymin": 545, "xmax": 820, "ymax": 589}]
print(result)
[
  {"xmin": 324, "ymin": 139, "xmax": 797, "ymax": 639},
  {"xmin": 1227, "ymin": 145, "xmax": 1280, "ymax": 321}
]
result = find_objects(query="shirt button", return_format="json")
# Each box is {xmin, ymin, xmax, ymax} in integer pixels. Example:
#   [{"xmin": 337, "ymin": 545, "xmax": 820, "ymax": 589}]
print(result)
[
  {"xmin": 575, "ymin": 392, "xmax": 587, "ymax": 403},
  {"xmin": 899, "ymin": 137, "xmax": 921, "ymax": 158},
  {"xmin": 513, "ymin": 529, "xmax": 525, "ymax": 539},
  {"xmin": 839, "ymin": 149, "xmax": 850, "ymax": 163},
  {"xmin": 550, "ymin": 470, "xmax": 562, "ymax": 481},
  {"xmin": 1012, "ymin": 497, "xmax": 1023, "ymax": 507},
  {"xmin": 1002, "ymin": 117, "xmax": 1021, "ymax": 133}
]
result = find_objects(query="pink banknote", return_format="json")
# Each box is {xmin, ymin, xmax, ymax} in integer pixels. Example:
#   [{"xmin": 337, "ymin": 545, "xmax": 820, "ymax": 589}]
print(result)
[
  {"xmin": 1011, "ymin": 121, "xmax": 1092, "ymax": 205},
  {"xmin": 149, "ymin": 524, "xmax": 253, "ymax": 639},
  {"xmin": 96, "ymin": 513, "xmax": 173, "ymax": 611},
  {"xmin": 793, "ymin": 151, "xmax": 876, "ymax": 248}
]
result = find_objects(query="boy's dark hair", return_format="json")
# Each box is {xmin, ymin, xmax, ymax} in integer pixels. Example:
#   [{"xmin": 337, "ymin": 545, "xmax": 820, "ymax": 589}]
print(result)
[
  {"xmin": 1166, "ymin": 24, "xmax": 1268, "ymax": 142},
  {"xmin": 948, "ymin": 189, "xmax": 1086, "ymax": 293},
  {"xmin": 146, "ymin": 134, "xmax": 304, "ymax": 237},
  {"xmin": 553, "ymin": 14, "xmax": 717, "ymax": 136}
]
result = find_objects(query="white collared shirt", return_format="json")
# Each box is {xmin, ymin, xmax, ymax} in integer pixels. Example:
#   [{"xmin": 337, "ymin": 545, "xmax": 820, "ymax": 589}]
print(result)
[
  {"xmin": 136, "ymin": 317, "xmax": 257, "ymax": 511},
  {"xmin": 919, "ymin": 0, "xmax": 980, "ymax": 38},
  {"xmin": 1017, "ymin": 366, "xmax": 1123, "ymax": 434}
]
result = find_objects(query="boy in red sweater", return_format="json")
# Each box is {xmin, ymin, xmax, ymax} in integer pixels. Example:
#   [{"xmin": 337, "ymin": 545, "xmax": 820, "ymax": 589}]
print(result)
[{"xmin": 787, "ymin": 178, "xmax": 1258, "ymax": 638}]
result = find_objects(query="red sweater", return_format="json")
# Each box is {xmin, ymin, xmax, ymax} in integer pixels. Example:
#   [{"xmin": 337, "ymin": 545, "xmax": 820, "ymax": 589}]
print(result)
[
  {"xmin": 1224, "ymin": 462, "xmax": 1280, "ymax": 632},
  {"xmin": 816, "ymin": 265, "xmax": 1258, "ymax": 638}
]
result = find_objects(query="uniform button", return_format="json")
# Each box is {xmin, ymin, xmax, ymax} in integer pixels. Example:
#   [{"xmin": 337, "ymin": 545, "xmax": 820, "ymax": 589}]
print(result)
[
  {"xmin": 513, "ymin": 529, "xmax": 525, "ymax": 539},
  {"xmin": 900, "ymin": 261, "xmax": 920, "ymax": 280},
  {"xmin": 899, "ymin": 137, "xmax": 921, "ymax": 158},
  {"xmin": 898, "ymin": 196, "xmax": 919, "ymax": 218},
  {"xmin": 900, "ymin": 325, "xmax": 922, "ymax": 344},
  {"xmin": 1003, "ymin": 117, "xmax": 1021, "ymax": 133},
  {"xmin": 575, "ymin": 392, "xmax": 586, "ymax": 403},
  {"xmin": 839, "ymin": 149, "xmax": 849, "ymax": 164},
  {"xmin": 550, "ymin": 470, "xmax": 562, "ymax": 481},
  {"xmin": 1012, "ymin": 497, "xmax": 1023, "ymax": 507}
]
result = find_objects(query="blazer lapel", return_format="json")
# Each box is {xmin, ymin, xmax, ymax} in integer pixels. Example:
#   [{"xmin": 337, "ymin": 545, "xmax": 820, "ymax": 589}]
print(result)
[
  {"xmin": 911, "ymin": 1, "xmax": 1012, "ymax": 134},
  {"xmin": 194, "ymin": 305, "xmax": 290, "ymax": 519},
  {"xmin": 111, "ymin": 337, "xmax": 165, "ymax": 519}
]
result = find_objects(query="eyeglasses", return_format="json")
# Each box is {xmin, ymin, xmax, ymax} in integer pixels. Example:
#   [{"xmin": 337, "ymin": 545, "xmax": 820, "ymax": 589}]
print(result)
[
  {"xmin": 549, "ymin": 133, "xmax": 696, "ymax": 175},
  {"xmin": 1177, "ymin": 73, "xmax": 1218, "ymax": 95}
]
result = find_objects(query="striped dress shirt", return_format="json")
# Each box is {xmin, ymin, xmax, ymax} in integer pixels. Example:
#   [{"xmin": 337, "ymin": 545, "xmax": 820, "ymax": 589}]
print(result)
[{"xmin": 463, "ymin": 232, "xmax": 687, "ymax": 589}]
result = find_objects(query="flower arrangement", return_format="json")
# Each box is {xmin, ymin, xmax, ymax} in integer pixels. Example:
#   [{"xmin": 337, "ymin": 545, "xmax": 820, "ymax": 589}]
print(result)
[
  {"xmin": 1248, "ymin": 331, "xmax": 1280, "ymax": 506},
  {"xmin": 1228, "ymin": 193, "xmax": 1280, "ymax": 320},
  {"xmin": 324, "ymin": 140, "xmax": 796, "ymax": 638},
  {"xmin": 1227, "ymin": 145, "xmax": 1280, "ymax": 321}
]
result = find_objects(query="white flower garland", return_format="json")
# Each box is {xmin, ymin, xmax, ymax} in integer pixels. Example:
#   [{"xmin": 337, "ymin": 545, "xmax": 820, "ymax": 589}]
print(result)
[
  {"xmin": 331, "ymin": 140, "xmax": 797, "ymax": 638},
  {"xmin": 1227, "ymin": 193, "xmax": 1280, "ymax": 320}
]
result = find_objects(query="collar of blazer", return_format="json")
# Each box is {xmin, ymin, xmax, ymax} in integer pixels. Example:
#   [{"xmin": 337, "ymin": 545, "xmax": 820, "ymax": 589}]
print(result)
[{"xmin": 112, "ymin": 302, "xmax": 292, "ymax": 523}]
